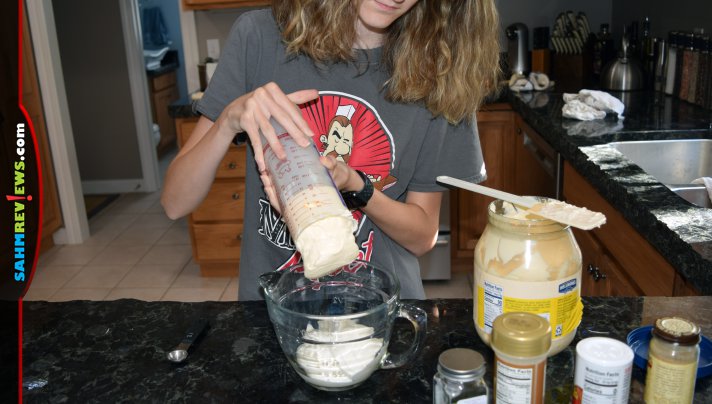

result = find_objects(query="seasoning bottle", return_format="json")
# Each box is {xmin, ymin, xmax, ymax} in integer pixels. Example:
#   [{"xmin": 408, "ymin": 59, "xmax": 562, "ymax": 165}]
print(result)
[
  {"xmin": 653, "ymin": 39, "xmax": 666, "ymax": 93},
  {"xmin": 491, "ymin": 312, "xmax": 551, "ymax": 404},
  {"xmin": 686, "ymin": 34, "xmax": 702, "ymax": 103},
  {"xmin": 674, "ymin": 32, "xmax": 688, "ymax": 96},
  {"xmin": 644, "ymin": 317, "xmax": 700, "ymax": 404},
  {"xmin": 572, "ymin": 337, "xmax": 634, "ymax": 404},
  {"xmin": 433, "ymin": 348, "xmax": 489, "ymax": 404},
  {"xmin": 678, "ymin": 32, "xmax": 695, "ymax": 100},
  {"xmin": 593, "ymin": 24, "xmax": 615, "ymax": 83},
  {"xmin": 664, "ymin": 31, "xmax": 679, "ymax": 95},
  {"xmin": 640, "ymin": 17, "xmax": 655, "ymax": 88},
  {"xmin": 706, "ymin": 38, "xmax": 712, "ymax": 109},
  {"xmin": 694, "ymin": 36, "xmax": 710, "ymax": 106}
]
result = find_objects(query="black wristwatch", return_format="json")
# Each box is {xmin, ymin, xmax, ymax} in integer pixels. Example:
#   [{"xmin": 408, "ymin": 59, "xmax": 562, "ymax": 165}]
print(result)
[{"xmin": 341, "ymin": 170, "xmax": 374, "ymax": 210}]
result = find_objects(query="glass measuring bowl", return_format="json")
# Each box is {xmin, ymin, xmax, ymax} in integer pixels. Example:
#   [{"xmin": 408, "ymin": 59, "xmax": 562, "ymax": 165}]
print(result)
[{"xmin": 259, "ymin": 261, "xmax": 427, "ymax": 391}]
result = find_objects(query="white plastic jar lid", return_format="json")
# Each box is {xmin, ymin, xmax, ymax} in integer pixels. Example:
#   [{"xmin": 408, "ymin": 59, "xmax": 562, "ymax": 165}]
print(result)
[{"xmin": 576, "ymin": 336, "xmax": 634, "ymax": 367}]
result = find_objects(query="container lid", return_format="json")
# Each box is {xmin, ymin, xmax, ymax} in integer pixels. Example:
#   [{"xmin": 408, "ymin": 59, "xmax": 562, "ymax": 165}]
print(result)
[
  {"xmin": 653, "ymin": 317, "xmax": 701, "ymax": 345},
  {"xmin": 576, "ymin": 337, "xmax": 634, "ymax": 367},
  {"xmin": 438, "ymin": 348, "xmax": 486, "ymax": 378},
  {"xmin": 491, "ymin": 312, "xmax": 551, "ymax": 357}
]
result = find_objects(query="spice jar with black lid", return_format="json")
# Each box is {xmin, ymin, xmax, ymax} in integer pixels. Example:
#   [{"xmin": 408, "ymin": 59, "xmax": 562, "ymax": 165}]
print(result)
[{"xmin": 644, "ymin": 317, "xmax": 700, "ymax": 404}]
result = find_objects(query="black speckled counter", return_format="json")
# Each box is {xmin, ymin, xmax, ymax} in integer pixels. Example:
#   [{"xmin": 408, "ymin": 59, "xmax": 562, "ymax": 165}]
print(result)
[
  {"xmin": 22, "ymin": 298, "xmax": 712, "ymax": 402},
  {"xmin": 508, "ymin": 91, "xmax": 712, "ymax": 295}
]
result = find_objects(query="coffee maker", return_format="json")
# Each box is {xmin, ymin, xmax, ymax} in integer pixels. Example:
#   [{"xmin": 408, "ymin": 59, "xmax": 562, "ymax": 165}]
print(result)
[{"xmin": 506, "ymin": 23, "xmax": 530, "ymax": 75}]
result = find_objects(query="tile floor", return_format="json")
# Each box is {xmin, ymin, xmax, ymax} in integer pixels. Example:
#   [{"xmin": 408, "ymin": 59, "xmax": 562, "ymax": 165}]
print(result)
[{"xmin": 24, "ymin": 150, "xmax": 473, "ymax": 302}]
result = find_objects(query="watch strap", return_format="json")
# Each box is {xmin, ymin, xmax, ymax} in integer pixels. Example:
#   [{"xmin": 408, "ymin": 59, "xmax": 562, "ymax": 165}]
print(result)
[{"xmin": 341, "ymin": 170, "xmax": 374, "ymax": 210}]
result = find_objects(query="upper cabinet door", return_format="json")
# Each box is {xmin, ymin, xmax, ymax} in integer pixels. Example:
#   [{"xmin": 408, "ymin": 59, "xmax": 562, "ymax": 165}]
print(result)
[{"xmin": 182, "ymin": 0, "xmax": 270, "ymax": 10}]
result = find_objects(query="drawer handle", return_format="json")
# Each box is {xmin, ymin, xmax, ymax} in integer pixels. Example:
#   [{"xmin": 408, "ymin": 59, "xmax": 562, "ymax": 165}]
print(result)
[
  {"xmin": 237, "ymin": 234, "xmax": 243, "ymax": 240},
  {"xmin": 587, "ymin": 264, "xmax": 607, "ymax": 282},
  {"xmin": 232, "ymin": 193, "xmax": 240, "ymax": 200},
  {"xmin": 228, "ymin": 162, "xmax": 237, "ymax": 169}
]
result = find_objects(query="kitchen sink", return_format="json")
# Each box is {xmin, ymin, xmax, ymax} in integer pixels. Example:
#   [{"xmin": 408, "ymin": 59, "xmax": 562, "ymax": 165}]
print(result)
[{"xmin": 607, "ymin": 139, "xmax": 712, "ymax": 208}]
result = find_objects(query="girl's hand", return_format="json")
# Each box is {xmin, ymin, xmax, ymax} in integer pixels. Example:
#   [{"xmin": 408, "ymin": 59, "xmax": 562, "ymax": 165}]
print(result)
[
  {"xmin": 320, "ymin": 155, "xmax": 365, "ymax": 192},
  {"xmin": 218, "ymin": 82, "xmax": 318, "ymax": 173}
]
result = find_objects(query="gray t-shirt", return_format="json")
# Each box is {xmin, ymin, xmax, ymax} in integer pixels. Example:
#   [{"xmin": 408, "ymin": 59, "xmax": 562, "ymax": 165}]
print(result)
[{"xmin": 196, "ymin": 9, "xmax": 485, "ymax": 300}]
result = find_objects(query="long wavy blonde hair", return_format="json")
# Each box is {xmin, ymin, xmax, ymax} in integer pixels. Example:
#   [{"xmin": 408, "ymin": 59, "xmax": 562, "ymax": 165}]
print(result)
[{"xmin": 272, "ymin": 0, "xmax": 501, "ymax": 124}]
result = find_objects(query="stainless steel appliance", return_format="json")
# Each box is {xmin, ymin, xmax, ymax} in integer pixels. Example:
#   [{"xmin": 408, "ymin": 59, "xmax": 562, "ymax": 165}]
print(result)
[
  {"xmin": 506, "ymin": 23, "xmax": 530, "ymax": 75},
  {"xmin": 419, "ymin": 190, "xmax": 451, "ymax": 280},
  {"xmin": 601, "ymin": 31, "xmax": 643, "ymax": 90}
]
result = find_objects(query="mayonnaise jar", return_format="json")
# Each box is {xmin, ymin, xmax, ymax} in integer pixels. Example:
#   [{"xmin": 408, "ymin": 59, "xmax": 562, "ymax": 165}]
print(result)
[{"xmin": 474, "ymin": 199, "xmax": 583, "ymax": 356}]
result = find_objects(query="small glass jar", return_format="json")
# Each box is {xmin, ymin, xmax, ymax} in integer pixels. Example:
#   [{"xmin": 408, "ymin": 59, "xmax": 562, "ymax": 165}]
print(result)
[
  {"xmin": 491, "ymin": 312, "xmax": 551, "ymax": 404},
  {"xmin": 474, "ymin": 199, "xmax": 582, "ymax": 356},
  {"xmin": 433, "ymin": 348, "xmax": 488, "ymax": 404},
  {"xmin": 644, "ymin": 317, "xmax": 700, "ymax": 404}
]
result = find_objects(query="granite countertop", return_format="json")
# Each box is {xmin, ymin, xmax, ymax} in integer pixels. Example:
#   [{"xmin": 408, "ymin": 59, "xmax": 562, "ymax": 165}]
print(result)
[
  {"xmin": 507, "ymin": 91, "xmax": 712, "ymax": 295},
  {"xmin": 21, "ymin": 297, "xmax": 712, "ymax": 402}
]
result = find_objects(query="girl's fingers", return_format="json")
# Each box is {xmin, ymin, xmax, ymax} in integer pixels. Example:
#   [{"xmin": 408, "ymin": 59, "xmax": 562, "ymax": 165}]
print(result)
[{"xmin": 260, "ymin": 172, "xmax": 281, "ymax": 214}]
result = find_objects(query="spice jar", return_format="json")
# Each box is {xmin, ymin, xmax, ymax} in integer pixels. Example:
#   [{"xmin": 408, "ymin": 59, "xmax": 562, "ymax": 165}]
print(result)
[
  {"xmin": 433, "ymin": 348, "xmax": 488, "ymax": 404},
  {"xmin": 644, "ymin": 317, "xmax": 700, "ymax": 404},
  {"xmin": 491, "ymin": 312, "xmax": 551, "ymax": 404},
  {"xmin": 473, "ymin": 199, "xmax": 583, "ymax": 356},
  {"xmin": 572, "ymin": 337, "xmax": 634, "ymax": 404}
]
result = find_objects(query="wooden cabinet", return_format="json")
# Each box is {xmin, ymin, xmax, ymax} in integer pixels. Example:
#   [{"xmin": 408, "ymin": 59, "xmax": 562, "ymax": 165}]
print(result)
[
  {"xmin": 23, "ymin": 12, "xmax": 62, "ymax": 253},
  {"xmin": 182, "ymin": 0, "xmax": 269, "ymax": 10},
  {"xmin": 512, "ymin": 115, "xmax": 558, "ymax": 199},
  {"xmin": 574, "ymin": 228, "xmax": 642, "ymax": 296},
  {"xmin": 176, "ymin": 117, "xmax": 246, "ymax": 277},
  {"xmin": 148, "ymin": 71, "xmax": 180, "ymax": 158},
  {"xmin": 452, "ymin": 105, "xmax": 515, "ymax": 259},
  {"xmin": 563, "ymin": 161, "xmax": 698, "ymax": 296},
  {"xmin": 451, "ymin": 108, "xmax": 558, "ymax": 261}
]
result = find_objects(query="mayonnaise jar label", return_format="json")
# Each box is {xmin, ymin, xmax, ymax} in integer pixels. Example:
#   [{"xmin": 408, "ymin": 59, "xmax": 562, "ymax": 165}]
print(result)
[{"xmin": 475, "ymin": 271, "xmax": 582, "ymax": 341}]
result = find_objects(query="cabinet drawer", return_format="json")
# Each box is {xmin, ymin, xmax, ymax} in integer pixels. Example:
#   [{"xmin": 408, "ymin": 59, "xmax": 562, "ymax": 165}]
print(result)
[
  {"xmin": 193, "ymin": 223, "xmax": 242, "ymax": 261},
  {"xmin": 192, "ymin": 181, "xmax": 245, "ymax": 222},
  {"xmin": 151, "ymin": 70, "xmax": 176, "ymax": 92},
  {"xmin": 177, "ymin": 119, "xmax": 198, "ymax": 147},
  {"xmin": 216, "ymin": 146, "xmax": 247, "ymax": 178},
  {"xmin": 563, "ymin": 162, "xmax": 675, "ymax": 296}
]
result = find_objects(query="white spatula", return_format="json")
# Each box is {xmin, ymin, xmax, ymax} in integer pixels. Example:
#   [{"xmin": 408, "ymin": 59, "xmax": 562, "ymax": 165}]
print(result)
[{"xmin": 437, "ymin": 176, "xmax": 606, "ymax": 230}]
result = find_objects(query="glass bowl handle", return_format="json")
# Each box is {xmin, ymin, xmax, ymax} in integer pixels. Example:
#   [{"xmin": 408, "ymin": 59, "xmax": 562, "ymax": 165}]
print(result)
[{"xmin": 380, "ymin": 303, "xmax": 427, "ymax": 369}]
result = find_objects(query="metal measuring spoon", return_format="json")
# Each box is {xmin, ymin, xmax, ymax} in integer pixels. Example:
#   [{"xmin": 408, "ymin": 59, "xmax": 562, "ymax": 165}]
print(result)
[{"xmin": 167, "ymin": 319, "xmax": 209, "ymax": 363}]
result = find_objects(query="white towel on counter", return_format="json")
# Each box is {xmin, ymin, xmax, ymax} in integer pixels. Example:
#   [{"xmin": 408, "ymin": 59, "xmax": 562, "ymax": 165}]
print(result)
[
  {"xmin": 692, "ymin": 177, "xmax": 712, "ymax": 204},
  {"xmin": 562, "ymin": 90, "xmax": 625, "ymax": 121},
  {"xmin": 508, "ymin": 72, "xmax": 554, "ymax": 92}
]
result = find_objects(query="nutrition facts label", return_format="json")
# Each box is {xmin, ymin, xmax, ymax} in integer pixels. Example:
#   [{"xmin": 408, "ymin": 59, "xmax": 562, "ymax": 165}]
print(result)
[
  {"xmin": 495, "ymin": 362, "xmax": 534, "ymax": 403},
  {"xmin": 476, "ymin": 272, "xmax": 579, "ymax": 340}
]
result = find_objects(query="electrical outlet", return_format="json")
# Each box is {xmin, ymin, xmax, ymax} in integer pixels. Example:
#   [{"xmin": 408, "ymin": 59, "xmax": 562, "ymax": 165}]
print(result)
[{"xmin": 207, "ymin": 38, "xmax": 220, "ymax": 60}]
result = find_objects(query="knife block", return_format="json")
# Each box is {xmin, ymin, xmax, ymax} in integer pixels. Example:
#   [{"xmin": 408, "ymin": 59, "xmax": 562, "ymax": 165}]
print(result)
[{"xmin": 551, "ymin": 52, "xmax": 593, "ymax": 92}]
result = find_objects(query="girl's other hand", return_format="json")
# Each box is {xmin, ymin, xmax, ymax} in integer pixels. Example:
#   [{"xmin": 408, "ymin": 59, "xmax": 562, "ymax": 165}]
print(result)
[
  {"xmin": 320, "ymin": 155, "xmax": 364, "ymax": 192},
  {"xmin": 218, "ymin": 82, "xmax": 318, "ymax": 172}
]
